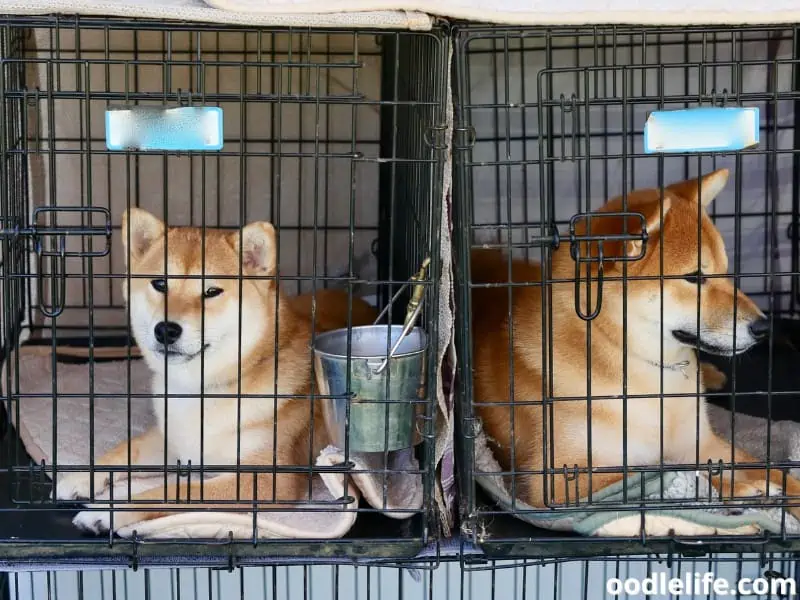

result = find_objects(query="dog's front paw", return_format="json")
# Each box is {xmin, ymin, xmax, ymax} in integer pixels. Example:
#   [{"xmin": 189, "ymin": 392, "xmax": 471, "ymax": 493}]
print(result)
[
  {"xmin": 72, "ymin": 508, "xmax": 113, "ymax": 534},
  {"xmin": 72, "ymin": 504, "xmax": 147, "ymax": 535},
  {"xmin": 54, "ymin": 471, "xmax": 110, "ymax": 501}
]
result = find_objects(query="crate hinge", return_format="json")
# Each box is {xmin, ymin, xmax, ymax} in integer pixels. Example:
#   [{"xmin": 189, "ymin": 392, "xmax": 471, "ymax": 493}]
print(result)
[
  {"xmin": 452, "ymin": 125, "xmax": 476, "ymax": 151},
  {"xmin": 424, "ymin": 123, "xmax": 449, "ymax": 150}
]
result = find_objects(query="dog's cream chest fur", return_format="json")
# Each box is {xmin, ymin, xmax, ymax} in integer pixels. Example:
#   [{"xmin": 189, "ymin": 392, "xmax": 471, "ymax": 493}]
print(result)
[
  {"xmin": 151, "ymin": 373, "xmax": 276, "ymax": 466},
  {"xmin": 586, "ymin": 354, "xmax": 712, "ymax": 468}
]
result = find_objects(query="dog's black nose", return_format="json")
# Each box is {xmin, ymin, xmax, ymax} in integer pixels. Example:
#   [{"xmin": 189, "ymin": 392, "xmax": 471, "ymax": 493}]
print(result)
[
  {"xmin": 748, "ymin": 318, "xmax": 771, "ymax": 341},
  {"xmin": 154, "ymin": 321, "xmax": 182, "ymax": 345}
]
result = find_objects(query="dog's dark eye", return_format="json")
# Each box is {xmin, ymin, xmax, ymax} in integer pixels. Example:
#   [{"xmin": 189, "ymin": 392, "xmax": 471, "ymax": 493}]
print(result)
[
  {"xmin": 150, "ymin": 279, "xmax": 167, "ymax": 293},
  {"xmin": 682, "ymin": 271, "xmax": 708, "ymax": 285},
  {"xmin": 203, "ymin": 287, "xmax": 224, "ymax": 299}
]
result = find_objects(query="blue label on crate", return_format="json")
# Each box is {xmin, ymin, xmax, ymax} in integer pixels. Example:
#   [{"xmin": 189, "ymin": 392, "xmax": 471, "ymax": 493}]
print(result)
[
  {"xmin": 643, "ymin": 107, "xmax": 759, "ymax": 154},
  {"xmin": 105, "ymin": 106, "xmax": 223, "ymax": 151}
]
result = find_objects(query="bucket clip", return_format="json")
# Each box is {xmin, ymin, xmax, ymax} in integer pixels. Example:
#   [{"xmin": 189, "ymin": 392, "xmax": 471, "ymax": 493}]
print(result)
[{"xmin": 371, "ymin": 257, "xmax": 431, "ymax": 375}]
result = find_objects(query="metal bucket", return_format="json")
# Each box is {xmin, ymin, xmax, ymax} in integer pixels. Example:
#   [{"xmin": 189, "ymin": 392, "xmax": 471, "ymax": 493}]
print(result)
[{"xmin": 312, "ymin": 325, "xmax": 428, "ymax": 453}]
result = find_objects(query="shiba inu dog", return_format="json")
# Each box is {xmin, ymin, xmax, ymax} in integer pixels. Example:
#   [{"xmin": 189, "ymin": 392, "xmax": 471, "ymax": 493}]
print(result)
[
  {"xmin": 471, "ymin": 169, "xmax": 800, "ymax": 519},
  {"xmin": 56, "ymin": 208, "xmax": 377, "ymax": 534}
]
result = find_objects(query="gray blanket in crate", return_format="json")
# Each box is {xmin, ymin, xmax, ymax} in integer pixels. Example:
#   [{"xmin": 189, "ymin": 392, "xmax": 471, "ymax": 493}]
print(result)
[
  {"xmin": 473, "ymin": 404, "xmax": 800, "ymax": 537},
  {"xmin": 2, "ymin": 344, "xmax": 424, "ymax": 540}
]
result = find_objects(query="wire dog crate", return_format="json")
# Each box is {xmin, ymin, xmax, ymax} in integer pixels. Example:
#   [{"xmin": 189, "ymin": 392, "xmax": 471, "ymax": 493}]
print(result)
[
  {"xmin": 452, "ymin": 24, "xmax": 800, "ymax": 560},
  {"xmin": 0, "ymin": 15, "xmax": 449, "ymax": 568}
]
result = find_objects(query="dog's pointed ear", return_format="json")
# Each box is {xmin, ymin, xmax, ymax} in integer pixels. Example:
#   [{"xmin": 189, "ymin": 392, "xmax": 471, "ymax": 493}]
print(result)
[
  {"xmin": 627, "ymin": 196, "xmax": 673, "ymax": 257},
  {"xmin": 230, "ymin": 222, "xmax": 277, "ymax": 276},
  {"xmin": 666, "ymin": 168, "xmax": 729, "ymax": 207},
  {"xmin": 122, "ymin": 208, "xmax": 164, "ymax": 264}
]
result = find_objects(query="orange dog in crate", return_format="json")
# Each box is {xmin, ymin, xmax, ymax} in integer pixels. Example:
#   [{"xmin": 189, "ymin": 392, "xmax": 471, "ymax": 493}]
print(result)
[
  {"xmin": 471, "ymin": 169, "xmax": 800, "ymax": 518},
  {"xmin": 56, "ymin": 208, "xmax": 376, "ymax": 534}
]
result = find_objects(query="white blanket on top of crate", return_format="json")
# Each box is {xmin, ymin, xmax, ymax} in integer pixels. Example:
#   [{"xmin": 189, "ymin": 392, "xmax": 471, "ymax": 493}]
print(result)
[
  {"xmin": 0, "ymin": 0, "xmax": 433, "ymax": 29},
  {"xmin": 472, "ymin": 405, "xmax": 800, "ymax": 537},
  {"xmin": 206, "ymin": 0, "xmax": 800, "ymax": 26},
  {"xmin": 2, "ymin": 344, "xmax": 423, "ymax": 540},
  {"xmin": 5, "ymin": 0, "xmax": 800, "ymax": 28}
]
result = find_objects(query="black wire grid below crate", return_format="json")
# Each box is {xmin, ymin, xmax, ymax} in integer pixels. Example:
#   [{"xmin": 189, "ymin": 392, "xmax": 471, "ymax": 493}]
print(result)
[
  {"xmin": 0, "ymin": 16, "xmax": 449, "ymax": 567},
  {"xmin": 5, "ymin": 552, "xmax": 800, "ymax": 600},
  {"xmin": 452, "ymin": 23, "xmax": 800, "ymax": 559}
]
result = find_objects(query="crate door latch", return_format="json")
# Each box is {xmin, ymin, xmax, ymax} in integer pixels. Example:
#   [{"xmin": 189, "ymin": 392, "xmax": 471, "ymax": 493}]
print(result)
[
  {"xmin": 568, "ymin": 211, "xmax": 648, "ymax": 321},
  {"xmin": 0, "ymin": 207, "xmax": 112, "ymax": 318}
]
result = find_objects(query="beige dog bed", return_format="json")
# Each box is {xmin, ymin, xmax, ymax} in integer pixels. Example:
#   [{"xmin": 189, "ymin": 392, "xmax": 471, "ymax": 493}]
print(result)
[{"xmin": 2, "ymin": 342, "xmax": 423, "ymax": 539}]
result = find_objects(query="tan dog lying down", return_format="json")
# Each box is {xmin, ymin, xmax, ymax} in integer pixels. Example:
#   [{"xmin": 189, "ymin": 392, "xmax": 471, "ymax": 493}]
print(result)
[
  {"xmin": 56, "ymin": 208, "xmax": 377, "ymax": 534},
  {"xmin": 471, "ymin": 169, "xmax": 800, "ymax": 519}
]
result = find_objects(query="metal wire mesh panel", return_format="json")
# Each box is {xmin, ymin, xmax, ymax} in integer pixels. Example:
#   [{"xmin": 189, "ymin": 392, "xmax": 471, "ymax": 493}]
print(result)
[
  {"xmin": 6, "ymin": 553, "xmax": 800, "ymax": 600},
  {"xmin": 0, "ymin": 16, "xmax": 448, "ymax": 567},
  {"xmin": 461, "ymin": 553, "xmax": 800, "ymax": 599},
  {"xmin": 6, "ymin": 564, "xmax": 440, "ymax": 600},
  {"xmin": 453, "ymin": 24, "xmax": 800, "ymax": 559}
]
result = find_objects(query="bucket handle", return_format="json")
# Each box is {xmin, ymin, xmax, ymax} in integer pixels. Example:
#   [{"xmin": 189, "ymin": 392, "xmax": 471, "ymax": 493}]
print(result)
[{"xmin": 372, "ymin": 257, "xmax": 430, "ymax": 375}]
